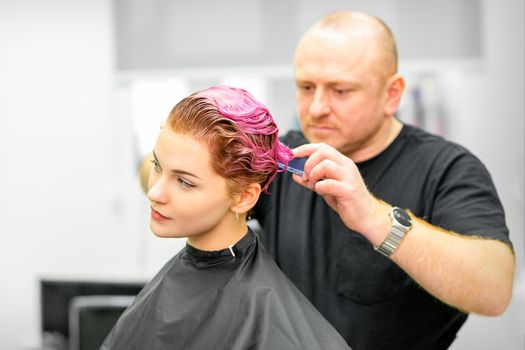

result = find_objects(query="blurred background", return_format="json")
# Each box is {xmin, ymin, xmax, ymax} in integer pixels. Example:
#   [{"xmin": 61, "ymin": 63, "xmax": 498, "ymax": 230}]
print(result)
[{"xmin": 0, "ymin": 0, "xmax": 523, "ymax": 349}]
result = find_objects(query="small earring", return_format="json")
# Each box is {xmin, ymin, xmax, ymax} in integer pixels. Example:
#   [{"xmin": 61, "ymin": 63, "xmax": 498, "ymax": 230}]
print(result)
[{"xmin": 235, "ymin": 212, "xmax": 239, "ymax": 222}]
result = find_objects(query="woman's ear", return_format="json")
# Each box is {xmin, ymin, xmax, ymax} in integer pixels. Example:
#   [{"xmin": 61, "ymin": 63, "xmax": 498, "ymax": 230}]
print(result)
[{"xmin": 231, "ymin": 183, "xmax": 261, "ymax": 214}]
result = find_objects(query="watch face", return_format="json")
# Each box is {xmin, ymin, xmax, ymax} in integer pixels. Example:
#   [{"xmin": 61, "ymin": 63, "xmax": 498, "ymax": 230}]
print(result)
[{"xmin": 393, "ymin": 208, "xmax": 412, "ymax": 227}]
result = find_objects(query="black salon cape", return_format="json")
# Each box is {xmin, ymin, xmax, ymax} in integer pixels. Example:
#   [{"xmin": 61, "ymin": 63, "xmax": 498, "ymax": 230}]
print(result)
[{"xmin": 101, "ymin": 229, "xmax": 351, "ymax": 350}]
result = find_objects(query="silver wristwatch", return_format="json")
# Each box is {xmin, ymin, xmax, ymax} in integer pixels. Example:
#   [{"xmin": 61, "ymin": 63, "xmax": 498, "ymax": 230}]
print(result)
[{"xmin": 374, "ymin": 207, "xmax": 413, "ymax": 257}]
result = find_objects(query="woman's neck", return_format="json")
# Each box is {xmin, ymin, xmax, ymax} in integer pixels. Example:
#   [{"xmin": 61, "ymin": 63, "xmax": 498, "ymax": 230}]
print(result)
[{"xmin": 186, "ymin": 217, "xmax": 248, "ymax": 251}]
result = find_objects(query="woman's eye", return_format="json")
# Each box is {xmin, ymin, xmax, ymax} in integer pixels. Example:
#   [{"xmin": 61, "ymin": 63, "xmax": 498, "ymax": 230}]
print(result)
[
  {"xmin": 177, "ymin": 177, "xmax": 194, "ymax": 189},
  {"xmin": 150, "ymin": 159, "xmax": 161, "ymax": 172}
]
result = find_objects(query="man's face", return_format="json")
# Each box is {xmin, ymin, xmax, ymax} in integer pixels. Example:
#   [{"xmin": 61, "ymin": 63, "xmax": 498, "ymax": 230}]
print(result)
[{"xmin": 294, "ymin": 32, "xmax": 391, "ymax": 159}]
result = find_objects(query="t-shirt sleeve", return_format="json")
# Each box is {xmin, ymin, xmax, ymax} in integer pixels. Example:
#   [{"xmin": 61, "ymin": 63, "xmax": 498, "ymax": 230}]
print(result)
[
  {"xmin": 429, "ymin": 148, "xmax": 511, "ymax": 246},
  {"xmin": 252, "ymin": 131, "xmax": 299, "ymax": 227}
]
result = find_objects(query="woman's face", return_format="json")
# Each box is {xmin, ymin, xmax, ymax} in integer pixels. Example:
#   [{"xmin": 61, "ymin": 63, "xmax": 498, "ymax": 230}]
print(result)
[{"xmin": 147, "ymin": 127, "xmax": 235, "ymax": 244}]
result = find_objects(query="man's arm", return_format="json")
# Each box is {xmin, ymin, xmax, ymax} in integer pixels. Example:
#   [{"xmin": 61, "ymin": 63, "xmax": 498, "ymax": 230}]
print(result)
[
  {"xmin": 293, "ymin": 143, "xmax": 515, "ymax": 316},
  {"xmin": 389, "ymin": 214, "xmax": 514, "ymax": 316}
]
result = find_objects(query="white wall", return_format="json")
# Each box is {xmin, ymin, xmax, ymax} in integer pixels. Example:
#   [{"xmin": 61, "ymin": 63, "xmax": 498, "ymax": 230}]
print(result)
[
  {"xmin": 0, "ymin": 1, "xmax": 144, "ymax": 348},
  {"xmin": 447, "ymin": 0, "xmax": 524, "ymax": 348},
  {"xmin": 0, "ymin": 0, "xmax": 522, "ymax": 349}
]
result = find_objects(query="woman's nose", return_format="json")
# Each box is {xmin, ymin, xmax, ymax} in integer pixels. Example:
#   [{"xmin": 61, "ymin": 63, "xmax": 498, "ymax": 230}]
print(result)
[{"xmin": 147, "ymin": 175, "xmax": 167, "ymax": 204}]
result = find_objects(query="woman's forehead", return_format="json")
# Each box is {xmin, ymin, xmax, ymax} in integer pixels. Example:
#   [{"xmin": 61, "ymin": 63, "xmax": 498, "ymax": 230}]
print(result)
[{"xmin": 156, "ymin": 129, "xmax": 211, "ymax": 171}]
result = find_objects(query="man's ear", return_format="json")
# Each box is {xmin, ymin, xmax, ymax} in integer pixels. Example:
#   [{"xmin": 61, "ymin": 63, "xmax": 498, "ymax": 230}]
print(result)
[
  {"xmin": 384, "ymin": 73, "xmax": 405, "ymax": 117},
  {"xmin": 231, "ymin": 183, "xmax": 262, "ymax": 214}
]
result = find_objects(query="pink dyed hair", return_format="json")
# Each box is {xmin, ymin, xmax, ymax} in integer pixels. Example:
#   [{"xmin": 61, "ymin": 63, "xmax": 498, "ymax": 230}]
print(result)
[{"xmin": 167, "ymin": 85, "xmax": 293, "ymax": 194}]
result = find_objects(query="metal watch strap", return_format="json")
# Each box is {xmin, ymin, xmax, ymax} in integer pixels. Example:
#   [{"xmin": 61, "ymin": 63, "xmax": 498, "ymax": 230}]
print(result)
[
  {"xmin": 375, "ymin": 225, "xmax": 406, "ymax": 257},
  {"xmin": 374, "ymin": 207, "xmax": 412, "ymax": 257}
]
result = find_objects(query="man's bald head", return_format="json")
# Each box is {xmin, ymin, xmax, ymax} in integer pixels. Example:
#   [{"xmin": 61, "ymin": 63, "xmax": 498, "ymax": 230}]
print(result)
[
  {"xmin": 293, "ymin": 11, "xmax": 406, "ymax": 159},
  {"xmin": 296, "ymin": 11, "xmax": 398, "ymax": 78}
]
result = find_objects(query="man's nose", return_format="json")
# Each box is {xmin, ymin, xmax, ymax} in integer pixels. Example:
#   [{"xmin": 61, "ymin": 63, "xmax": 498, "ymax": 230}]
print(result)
[{"xmin": 309, "ymin": 89, "xmax": 330, "ymax": 118}]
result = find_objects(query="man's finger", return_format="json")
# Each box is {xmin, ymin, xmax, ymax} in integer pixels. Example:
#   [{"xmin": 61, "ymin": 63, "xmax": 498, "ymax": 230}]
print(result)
[
  {"xmin": 291, "ymin": 173, "xmax": 310, "ymax": 188},
  {"xmin": 292, "ymin": 143, "xmax": 324, "ymax": 158},
  {"xmin": 308, "ymin": 159, "xmax": 345, "ymax": 187}
]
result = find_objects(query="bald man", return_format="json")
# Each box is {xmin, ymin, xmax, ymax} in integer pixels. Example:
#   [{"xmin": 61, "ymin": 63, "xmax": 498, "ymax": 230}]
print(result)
[{"xmin": 252, "ymin": 11, "xmax": 514, "ymax": 350}]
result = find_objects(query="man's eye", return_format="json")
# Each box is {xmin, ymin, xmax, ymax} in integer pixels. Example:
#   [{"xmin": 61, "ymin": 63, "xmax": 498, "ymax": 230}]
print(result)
[
  {"xmin": 297, "ymin": 84, "xmax": 313, "ymax": 92},
  {"xmin": 177, "ymin": 177, "xmax": 194, "ymax": 189}
]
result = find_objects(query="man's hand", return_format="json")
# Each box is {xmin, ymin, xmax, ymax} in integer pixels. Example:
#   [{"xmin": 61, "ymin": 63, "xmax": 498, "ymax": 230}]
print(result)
[{"xmin": 292, "ymin": 143, "xmax": 390, "ymax": 244}]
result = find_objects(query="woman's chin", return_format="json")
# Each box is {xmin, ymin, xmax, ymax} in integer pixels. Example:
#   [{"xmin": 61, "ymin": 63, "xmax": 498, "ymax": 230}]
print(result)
[{"xmin": 149, "ymin": 224, "xmax": 184, "ymax": 238}]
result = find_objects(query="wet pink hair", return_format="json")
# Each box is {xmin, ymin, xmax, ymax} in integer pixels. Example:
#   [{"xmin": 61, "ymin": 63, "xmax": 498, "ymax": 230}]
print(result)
[{"xmin": 167, "ymin": 86, "xmax": 293, "ymax": 194}]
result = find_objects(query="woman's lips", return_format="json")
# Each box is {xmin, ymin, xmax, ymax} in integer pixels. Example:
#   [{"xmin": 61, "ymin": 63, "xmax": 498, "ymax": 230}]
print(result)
[{"xmin": 151, "ymin": 208, "xmax": 171, "ymax": 221}]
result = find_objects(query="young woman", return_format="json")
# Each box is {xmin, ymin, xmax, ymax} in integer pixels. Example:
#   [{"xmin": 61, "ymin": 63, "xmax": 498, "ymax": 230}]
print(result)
[{"xmin": 101, "ymin": 86, "xmax": 350, "ymax": 350}]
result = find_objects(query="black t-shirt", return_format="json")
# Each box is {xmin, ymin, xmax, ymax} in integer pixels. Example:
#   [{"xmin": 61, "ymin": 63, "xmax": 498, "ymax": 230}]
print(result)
[{"xmin": 254, "ymin": 125, "xmax": 510, "ymax": 350}]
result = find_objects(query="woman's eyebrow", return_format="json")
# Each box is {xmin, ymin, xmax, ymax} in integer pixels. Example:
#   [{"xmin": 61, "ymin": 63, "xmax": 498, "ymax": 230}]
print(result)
[
  {"xmin": 152, "ymin": 150, "xmax": 201, "ymax": 180},
  {"xmin": 171, "ymin": 169, "xmax": 201, "ymax": 180}
]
